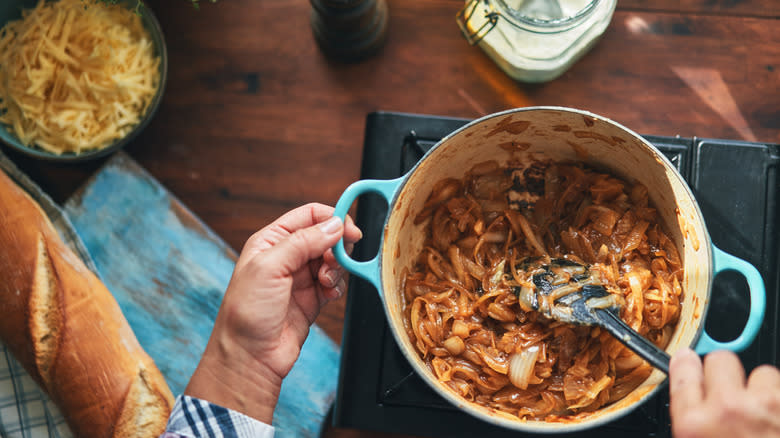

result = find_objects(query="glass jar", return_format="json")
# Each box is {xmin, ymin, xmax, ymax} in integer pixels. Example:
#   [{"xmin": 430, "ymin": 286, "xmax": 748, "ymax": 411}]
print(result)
[{"xmin": 456, "ymin": 0, "xmax": 617, "ymax": 83}]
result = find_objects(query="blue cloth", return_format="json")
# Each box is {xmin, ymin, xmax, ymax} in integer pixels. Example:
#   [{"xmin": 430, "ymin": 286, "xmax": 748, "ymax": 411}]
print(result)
[{"xmin": 163, "ymin": 395, "xmax": 274, "ymax": 438}]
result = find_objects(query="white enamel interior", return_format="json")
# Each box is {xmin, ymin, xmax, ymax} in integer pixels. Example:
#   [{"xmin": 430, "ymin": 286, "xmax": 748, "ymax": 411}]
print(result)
[{"xmin": 379, "ymin": 107, "xmax": 712, "ymax": 433}]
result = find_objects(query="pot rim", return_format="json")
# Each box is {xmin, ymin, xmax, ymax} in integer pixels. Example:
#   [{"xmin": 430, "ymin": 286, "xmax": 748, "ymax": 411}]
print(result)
[{"xmin": 377, "ymin": 106, "xmax": 715, "ymax": 432}]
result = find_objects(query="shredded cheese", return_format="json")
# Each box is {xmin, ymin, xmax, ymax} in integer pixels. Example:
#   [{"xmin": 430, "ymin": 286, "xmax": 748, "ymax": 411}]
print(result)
[{"xmin": 0, "ymin": 0, "xmax": 160, "ymax": 154}]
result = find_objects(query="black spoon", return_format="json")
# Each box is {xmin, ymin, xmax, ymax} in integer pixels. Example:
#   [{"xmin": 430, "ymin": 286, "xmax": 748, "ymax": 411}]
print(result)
[
  {"xmin": 550, "ymin": 284, "xmax": 670, "ymax": 374},
  {"xmin": 516, "ymin": 259, "xmax": 671, "ymax": 374}
]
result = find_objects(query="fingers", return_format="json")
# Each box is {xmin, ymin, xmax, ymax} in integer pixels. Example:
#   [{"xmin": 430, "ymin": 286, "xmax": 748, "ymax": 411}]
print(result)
[
  {"xmin": 246, "ymin": 203, "xmax": 361, "ymax": 253},
  {"xmin": 747, "ymin": 364, "xmax": 780, "ymax": 393},
  {"xmin": 318, "ymin": 261, "xmax": 346, "ymax": 300},
  {"xmin": 240, "ymin": 203, "xmax": 361, "ymax": 299},
  {"xmin": 320, "ymin": 277, "xmax": 347, "ymax": 302},
  {"xmin": 669, "ymin": 347, "xmax": 705, "ymax": 422},
  {"xmin": 243, "ymin": 204, "xmax": 333, "ymax": 252},
  {"xmin": 319, "ymin": 237, "xmax": 356, "ymax": 299},
  {"xmin": 272, "ymin": 203, "xmax": 336, "ymax": 231},
  {"xmin": 703, "ymin": 350, "xmax": 745, "ymax": 400},
  {"xmin": 343, "ymin": 213, "xmax": 362, "ymax": 244},
  {"xmin": 318, "ymin": 218, "xmax": 359, "ymax": 300},
  {"xmin": 263, "ymin": 216, "xmax": 345, "ymax": 277},
  {"xmin": 668, "ymin": 350, "xmax": 780, "ymax": 438},
  {"xmin": 269, "ymin": 203, "xmax": 361, "ymax": 241},
  {"xmin": 318, "ymin": 260, "xmax": 343, "ymax": 288}
]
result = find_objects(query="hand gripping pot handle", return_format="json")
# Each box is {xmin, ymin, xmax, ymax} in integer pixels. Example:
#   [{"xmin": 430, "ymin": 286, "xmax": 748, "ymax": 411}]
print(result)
[
  {"xmin": 333, "ymin": 177, "xmax": 404, "ymax": 295},
  {"xmin": 695, "ymin": 245, "xmax": 766, "ymax": 354}
]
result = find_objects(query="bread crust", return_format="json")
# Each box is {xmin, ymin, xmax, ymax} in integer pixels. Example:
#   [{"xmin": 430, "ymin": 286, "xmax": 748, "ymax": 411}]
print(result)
[{"xmin": 0, "ymin": 169, "xmax": 174, "ymax": 438}]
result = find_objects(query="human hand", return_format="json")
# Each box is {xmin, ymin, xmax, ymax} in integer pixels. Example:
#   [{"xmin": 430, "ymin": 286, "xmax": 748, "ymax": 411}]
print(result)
[
  {"xmin": 184, "ymin": 203, "xmax": 361, "ymax": 423},
  {"xmin": 669, "ymin": 348, "xmax": 780, "ymax": 438}
]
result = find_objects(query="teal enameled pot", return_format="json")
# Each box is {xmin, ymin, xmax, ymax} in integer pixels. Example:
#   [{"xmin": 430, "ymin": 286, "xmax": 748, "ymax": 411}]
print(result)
[{"xmin": 333, "ymin": 107, "xmax": 765, "ymax": 433}]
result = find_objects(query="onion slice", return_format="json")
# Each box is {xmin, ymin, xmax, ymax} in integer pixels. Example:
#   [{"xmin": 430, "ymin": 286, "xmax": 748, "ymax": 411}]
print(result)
[
  {"xmin": 586, "ymin": 293, "xmax": 624, "ymax": 310},
  {"xmin": 508, "ymin": 345, "xmax": 540, "ymax": 390}
]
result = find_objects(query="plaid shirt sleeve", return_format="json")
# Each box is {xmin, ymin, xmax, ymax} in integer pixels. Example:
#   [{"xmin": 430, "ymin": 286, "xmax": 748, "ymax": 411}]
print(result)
[{"xmin": 161, "ymin": 395, "xmax": 274, "ymax": 438}]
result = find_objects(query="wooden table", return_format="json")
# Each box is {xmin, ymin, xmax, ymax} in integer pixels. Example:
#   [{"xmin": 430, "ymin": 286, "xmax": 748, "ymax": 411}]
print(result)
[{"xmin": 3, "ymin": 1, "xmax": 778, "ymax": 436}]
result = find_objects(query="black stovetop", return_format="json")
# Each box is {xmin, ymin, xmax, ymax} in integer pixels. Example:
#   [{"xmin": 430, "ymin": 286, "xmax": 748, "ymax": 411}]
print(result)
[{"xmin": 332, "ymin": 111, "xmax": 780, "ymax": 438}]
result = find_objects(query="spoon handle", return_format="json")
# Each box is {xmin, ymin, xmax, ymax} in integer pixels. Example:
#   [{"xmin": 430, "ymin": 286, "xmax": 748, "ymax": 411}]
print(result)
[{"xmin": 595, "ymin": 309, "xmax": 671, "ymax": 374}]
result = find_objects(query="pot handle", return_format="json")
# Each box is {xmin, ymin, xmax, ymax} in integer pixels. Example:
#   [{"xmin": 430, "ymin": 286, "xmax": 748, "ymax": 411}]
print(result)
[
  {"xmin": 333, "ymin": 177, "xmax": 404, "ymax": 295},
  {"xmin": 695, "ymin": 245, "xmax": 766, "ymax": 354}
]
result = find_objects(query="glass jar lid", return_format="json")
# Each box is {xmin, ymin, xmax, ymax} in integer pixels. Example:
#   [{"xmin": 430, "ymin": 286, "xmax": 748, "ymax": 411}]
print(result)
[{"xmin": 497, "ymin": 0, "xmax": 600, "ymax": 31}]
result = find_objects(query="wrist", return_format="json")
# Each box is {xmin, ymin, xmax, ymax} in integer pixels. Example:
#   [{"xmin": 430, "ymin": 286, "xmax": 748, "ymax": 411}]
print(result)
[{"xmin": 185, "ymin": 337, "xmax": 283, "ymax": 424}]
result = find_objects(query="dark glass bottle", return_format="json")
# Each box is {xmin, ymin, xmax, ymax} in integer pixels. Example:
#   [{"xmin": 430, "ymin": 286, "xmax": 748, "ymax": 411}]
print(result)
[{"xmin": 310, "ymin": 0, "xmax": 389, "ymax": 61}]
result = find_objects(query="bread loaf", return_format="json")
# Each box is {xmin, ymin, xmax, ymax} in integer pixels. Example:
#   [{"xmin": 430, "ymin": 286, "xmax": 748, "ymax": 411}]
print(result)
[{"xmin": 0, "ymin": 168, "xmax": 174, "ymax": 437}]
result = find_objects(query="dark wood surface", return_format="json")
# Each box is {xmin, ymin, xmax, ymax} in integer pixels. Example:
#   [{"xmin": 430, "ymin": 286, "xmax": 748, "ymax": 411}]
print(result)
[
  {"xmin": 618, "ymin": 0, "xmax": 780, "ymax": 17},
  {"xmin": 3, "ymin": 1, "xmax": 778, "ymax": 436}
]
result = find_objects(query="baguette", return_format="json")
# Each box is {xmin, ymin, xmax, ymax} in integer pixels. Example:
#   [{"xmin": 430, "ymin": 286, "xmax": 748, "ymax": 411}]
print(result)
[{"xmin": 0, "ymin": 168, "xmax": 174, "ymax": 437}]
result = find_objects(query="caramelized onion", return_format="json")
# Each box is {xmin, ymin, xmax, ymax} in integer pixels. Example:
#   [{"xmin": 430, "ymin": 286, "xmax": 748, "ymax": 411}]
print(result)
[
  {"xmin": 516, "ymin": 286, "xmax": 536, "ymax": 312},
  {"xmin": 405, "ymin": 161, "xmax": 682, "ymax": 421},
  {"xmin": 443, "ymin": 336, "xmax": 466, "ymax": 355},
  {"xmin": 508, "ymin": 345, "xmax": 540, "ymax": 390},
  {"xmin": 586, "ymin": 293, "xmax": 624, "ymax": 310},
  {"xmin": 451, "ymin": 319, "xmax": 470, "ymax": 338}
]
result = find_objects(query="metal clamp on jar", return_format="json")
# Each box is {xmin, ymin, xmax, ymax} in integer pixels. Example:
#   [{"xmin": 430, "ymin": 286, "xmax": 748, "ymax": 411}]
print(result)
[{"xmin": 456, "ymin": 0, "xmax": 617, "ymax": 83}]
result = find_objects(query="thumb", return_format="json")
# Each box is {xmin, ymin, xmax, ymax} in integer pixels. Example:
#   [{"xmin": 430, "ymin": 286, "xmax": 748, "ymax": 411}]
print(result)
[
  {"xmin": 264, "ymin": 216, "xmax": 344, "ymax": 276},
  {"xmin": 669, "ymin": 347, "xmax": 704, "ymax": 423}
]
